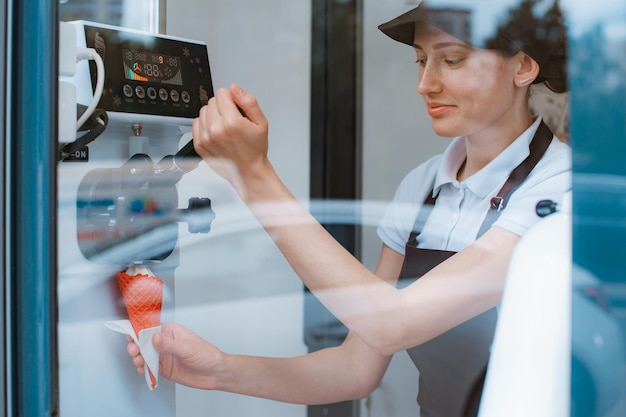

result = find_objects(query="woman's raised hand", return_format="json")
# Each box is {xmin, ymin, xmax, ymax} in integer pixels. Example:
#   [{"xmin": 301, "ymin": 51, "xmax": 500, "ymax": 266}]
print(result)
[{"xmin": 192, "ymin": 84, "xmax": 271, "ymax": 193}]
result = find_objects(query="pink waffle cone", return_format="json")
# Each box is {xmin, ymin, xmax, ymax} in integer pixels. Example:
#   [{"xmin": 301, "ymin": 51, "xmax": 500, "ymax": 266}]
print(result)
[
  {"xmin": 116, "ymin": 270, "xmax": 163, "ymax": 337},
  {"xmin": 116, "ymin": 270, "xmax": 163, "ymax": 389}
]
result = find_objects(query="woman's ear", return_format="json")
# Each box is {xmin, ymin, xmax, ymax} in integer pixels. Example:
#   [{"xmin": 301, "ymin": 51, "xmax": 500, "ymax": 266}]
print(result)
[{"xmin": 514, "ymin": 52, "xmax": 540, "ymax": 87}]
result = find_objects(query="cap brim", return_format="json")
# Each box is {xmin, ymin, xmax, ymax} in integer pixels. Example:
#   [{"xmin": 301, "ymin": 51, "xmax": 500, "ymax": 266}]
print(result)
[
  {"xmin": 378, "ymin": 4, "xmax": 475, "ymax": 47},
  {"xmin": 377, "ymin": 5, "xmax": 429, "ymax": 47}
]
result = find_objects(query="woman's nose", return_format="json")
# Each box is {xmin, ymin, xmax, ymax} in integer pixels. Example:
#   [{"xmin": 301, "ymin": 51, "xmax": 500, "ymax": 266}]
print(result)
[{"xmin": 417, "ymin": 63, "xmax": 441, "ymax": 95}]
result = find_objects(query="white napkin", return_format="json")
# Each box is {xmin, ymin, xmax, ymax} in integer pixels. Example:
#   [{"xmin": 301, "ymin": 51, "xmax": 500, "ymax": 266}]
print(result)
[{"xmin": 105, "ymin": 320, "xmax": 161, "ymax": 390}]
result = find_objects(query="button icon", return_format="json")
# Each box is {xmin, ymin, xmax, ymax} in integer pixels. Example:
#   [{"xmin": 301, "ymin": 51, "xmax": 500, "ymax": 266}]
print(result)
[
  {"xmin": 135, "ymin": 86, "xmax": 145, "ymax": 99},
  {"xmin": 123, "ymin": 84, "xmax": 133, "ymax": 98}
]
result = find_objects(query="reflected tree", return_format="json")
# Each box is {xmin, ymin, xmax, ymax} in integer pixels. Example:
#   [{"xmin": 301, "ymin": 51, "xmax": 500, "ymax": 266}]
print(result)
[{"xmin": 486, "ymin": 0, "xmax": 567, "ymax": 92}]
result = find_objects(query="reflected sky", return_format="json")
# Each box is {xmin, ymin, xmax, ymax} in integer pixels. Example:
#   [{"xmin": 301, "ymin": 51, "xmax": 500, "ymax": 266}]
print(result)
[{"xmin": 564, "ymin": 0, "xmax": 626, "ymax": 39}]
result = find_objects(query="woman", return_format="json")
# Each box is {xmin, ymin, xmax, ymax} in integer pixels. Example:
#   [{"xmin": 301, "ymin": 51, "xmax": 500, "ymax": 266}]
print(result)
[{"xmin": 128, "ymin": 1, "xmax": 570, "ymax": 415}]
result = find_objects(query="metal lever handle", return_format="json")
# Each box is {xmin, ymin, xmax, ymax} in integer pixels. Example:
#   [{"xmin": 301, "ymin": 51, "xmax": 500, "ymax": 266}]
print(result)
[
  {"xmin": 172, "ymin": 139, "xmax": 201, "ymax": 172},
  {"xmin": 175, "ymin": 139, "xmax": 200, "ymax": 161},
  {"xmin": 153, "ymin": 139, "xmax": 201, "ymax": 181}
]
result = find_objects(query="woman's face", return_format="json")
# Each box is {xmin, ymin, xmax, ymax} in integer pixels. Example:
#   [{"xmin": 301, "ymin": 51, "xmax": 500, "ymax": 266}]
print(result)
[{"xmin": 413, "ymin": 23, "xmax": 523, "ymax": 139}]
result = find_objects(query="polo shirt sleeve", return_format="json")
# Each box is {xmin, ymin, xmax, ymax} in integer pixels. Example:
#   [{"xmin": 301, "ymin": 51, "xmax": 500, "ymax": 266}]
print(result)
[{"xmin": 377, "ymin": 155, "xmax": 442, "ymax": 254}]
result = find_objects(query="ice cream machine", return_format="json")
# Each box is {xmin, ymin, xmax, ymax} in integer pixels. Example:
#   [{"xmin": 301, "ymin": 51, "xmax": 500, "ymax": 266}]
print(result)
[{"xmin": 57, "ymin": 21, "xmax": 214, "ymax": 416}]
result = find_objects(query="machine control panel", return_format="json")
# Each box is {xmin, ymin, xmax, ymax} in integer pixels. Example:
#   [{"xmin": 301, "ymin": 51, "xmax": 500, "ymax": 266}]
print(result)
[{"xmin": 78, "ymin": 22, "xmax": 214, "ymax": 119}]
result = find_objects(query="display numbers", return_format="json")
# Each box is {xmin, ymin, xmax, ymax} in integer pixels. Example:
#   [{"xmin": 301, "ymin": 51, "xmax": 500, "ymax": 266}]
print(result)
[
  {"xmin": 122, "ymin": 48, "xmax": 184, "ymax": 86},
  {"xmin": 144, "ymin": 63, "xmax": 159, "ymax": 77}
]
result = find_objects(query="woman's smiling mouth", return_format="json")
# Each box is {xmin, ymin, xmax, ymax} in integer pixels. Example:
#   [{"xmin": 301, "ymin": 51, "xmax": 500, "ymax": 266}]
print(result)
[{"xmin": 426, "ymin": 102, "xmax": 455, "ymax": 117}]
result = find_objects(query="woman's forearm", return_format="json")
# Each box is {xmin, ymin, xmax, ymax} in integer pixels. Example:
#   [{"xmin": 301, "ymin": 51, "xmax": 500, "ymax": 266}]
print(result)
[{"xmin": 215, "ymin": 337, "xmax": 389, "ymax": 404}]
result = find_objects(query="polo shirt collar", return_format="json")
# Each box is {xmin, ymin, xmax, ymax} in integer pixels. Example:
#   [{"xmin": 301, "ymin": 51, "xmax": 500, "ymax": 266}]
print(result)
[{"xmin": 432, "ymin": 117, "xmax": 544, "ymax": 199}]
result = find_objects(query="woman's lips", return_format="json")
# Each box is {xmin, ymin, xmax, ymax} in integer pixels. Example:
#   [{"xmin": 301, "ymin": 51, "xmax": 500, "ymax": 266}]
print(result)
[{"xmin": 427, "ymin": 103, "xmax": 455, "ymax": 117}]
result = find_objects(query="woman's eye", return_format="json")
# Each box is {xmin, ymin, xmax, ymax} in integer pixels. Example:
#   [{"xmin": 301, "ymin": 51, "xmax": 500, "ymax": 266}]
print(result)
[
  {"xmin": 415, "ymin": 58, "xmax": 426, "ymax": 66},
  {"xmin": 444, "ymin": 58, "xmax": 463, "ymax": 67}
]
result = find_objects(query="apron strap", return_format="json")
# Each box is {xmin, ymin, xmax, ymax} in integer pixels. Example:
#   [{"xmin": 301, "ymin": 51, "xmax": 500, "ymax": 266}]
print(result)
[
  {"xmin": 409, "ymin": 120, "xmax": 555, "ymax": 246},
  {"xmin": 476, "ymin": 120, "xmax": 554, "ymax": 237}
]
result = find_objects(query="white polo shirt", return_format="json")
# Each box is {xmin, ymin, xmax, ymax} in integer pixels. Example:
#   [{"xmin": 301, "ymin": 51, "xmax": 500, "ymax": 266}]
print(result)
[{"xmin": 377, "ymin": 117, "xmax": 572, "ymax": 254}]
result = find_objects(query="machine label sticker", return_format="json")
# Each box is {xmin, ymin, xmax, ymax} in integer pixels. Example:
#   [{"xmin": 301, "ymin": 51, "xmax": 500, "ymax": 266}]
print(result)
[{"xmin": 60, "ymin": 146, "xmax": 89, "ymax": 162}]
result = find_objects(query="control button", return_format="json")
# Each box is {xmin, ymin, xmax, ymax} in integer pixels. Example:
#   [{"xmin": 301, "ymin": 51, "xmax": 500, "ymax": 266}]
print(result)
[
  {"xmin": 181, "ymin": 91, "xmax": 191, "ymax": 103},
  {"xmin": 147, "ymin": 87, "xmax": 157, "ymax": 100},
  {"xmin": 123, "ymin": 84, "xmax": 133, "ymax": 98},
  {"xmin": 159, "ymin": 88, "xmax": 169, "ymax": 101},
  {"xmin": 170, "ymin": 90, "xmax": 180, "ymax": 102},
  {"xmin": 135, "ymin": 86, "xmax": 145, "ymax": 99},
  {"xmin": 199, "ymin": 85, "xmax": 210, "ymax": 105}
]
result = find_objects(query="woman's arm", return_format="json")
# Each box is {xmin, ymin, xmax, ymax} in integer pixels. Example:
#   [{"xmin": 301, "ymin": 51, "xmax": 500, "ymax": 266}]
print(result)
[
  {"xmin": 129, "ymin": 322, "xmax": 390, "ymax": 403},
  {"xmin": 192, "ymin": 84, "xmax": 517, "ymax": 356},
  {"xmin": 129, "ymin": 244, "xmax": 401, "ymax": 402}
]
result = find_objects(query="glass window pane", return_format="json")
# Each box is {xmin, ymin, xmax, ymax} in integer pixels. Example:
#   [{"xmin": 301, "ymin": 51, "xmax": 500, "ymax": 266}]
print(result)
[
  {"xmin": 570, "ymin": 1, "xmax": 626, "ymax": 416},
  {"xmin": 55, "ymin": 1, "xmax": 624, "ymax": 417}
]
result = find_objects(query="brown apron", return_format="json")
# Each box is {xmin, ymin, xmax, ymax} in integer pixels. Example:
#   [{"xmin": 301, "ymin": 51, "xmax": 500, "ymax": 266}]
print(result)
[{"xmin": 398, "ymin": 121, "xmax": 553, "ymax": 417}]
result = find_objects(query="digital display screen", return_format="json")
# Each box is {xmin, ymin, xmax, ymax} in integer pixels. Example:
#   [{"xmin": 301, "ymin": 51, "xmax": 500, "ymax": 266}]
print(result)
[
  {"xmin": 122, "ymin": 49, "xmax": 183, "ymax": 86},
  {"xmin": 84, "ymin": 24, "xmax": 214, "ymax": 118}
]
